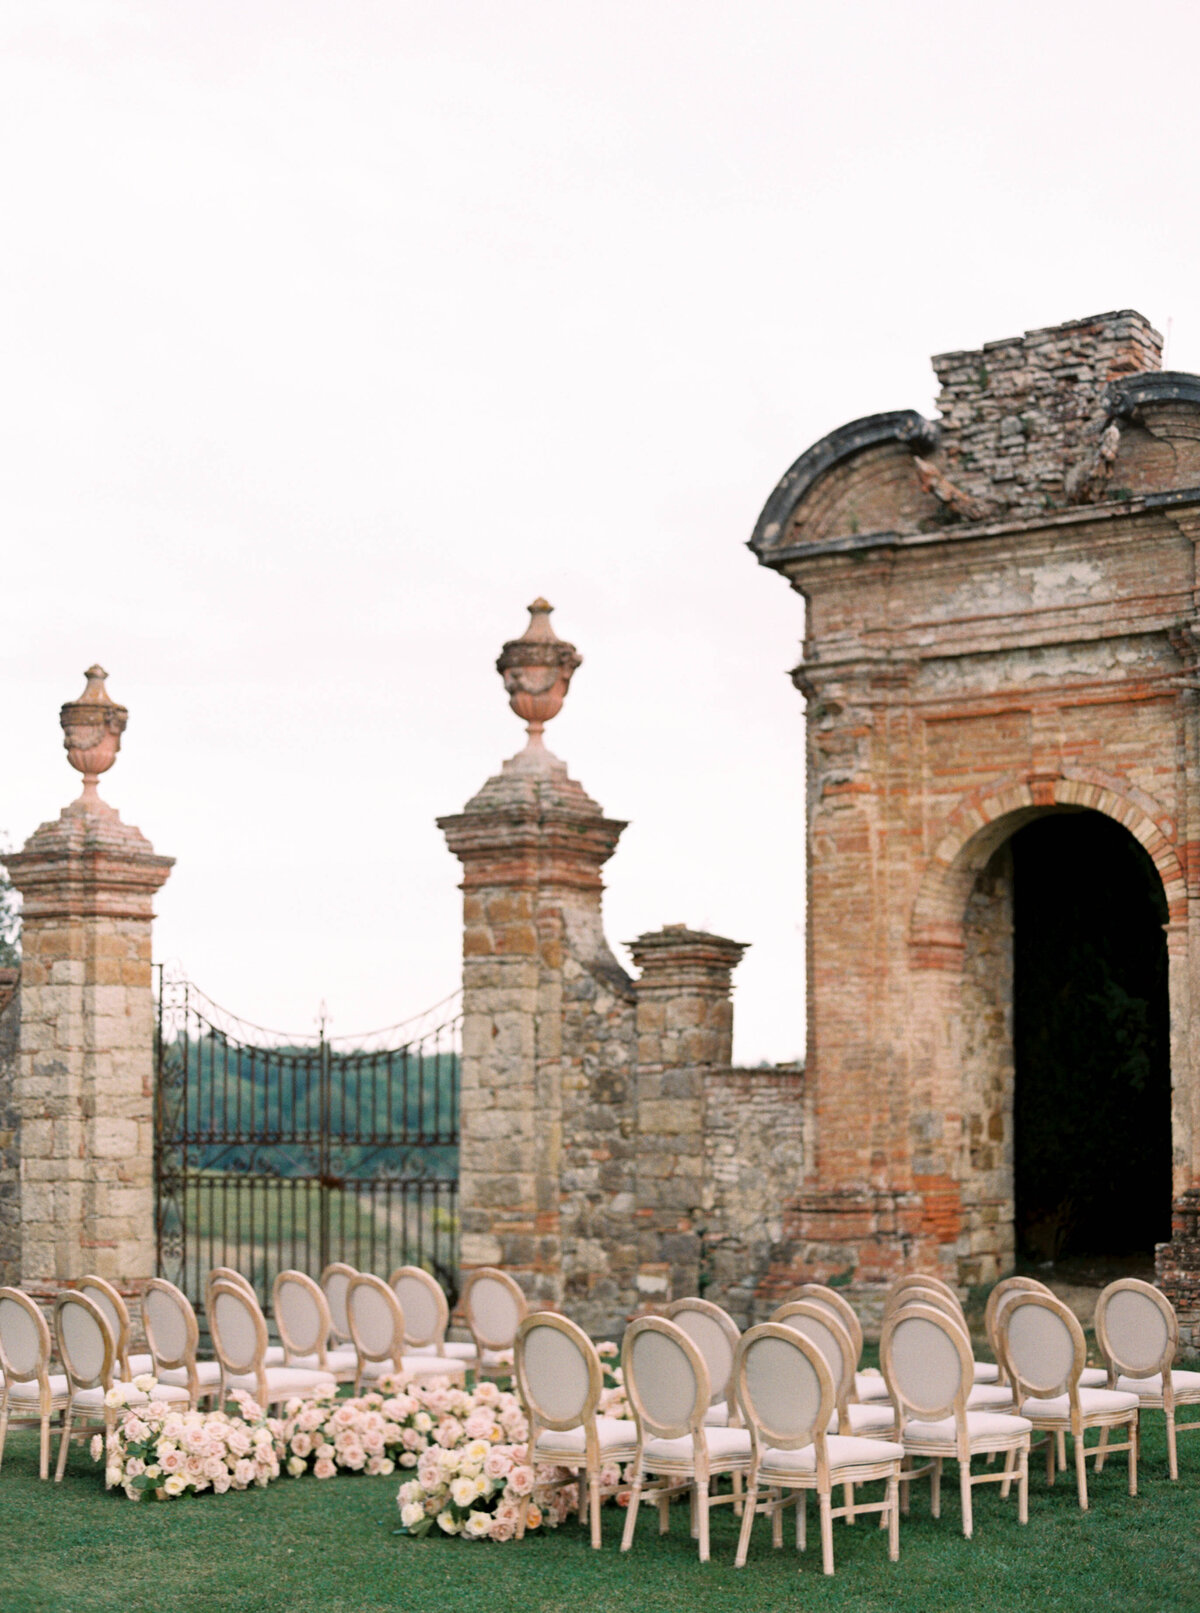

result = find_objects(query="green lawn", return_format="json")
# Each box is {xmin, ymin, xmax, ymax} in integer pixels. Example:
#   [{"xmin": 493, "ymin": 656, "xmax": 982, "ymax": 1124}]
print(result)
[{"xmin": 3, "ymin": 1409, "xmax": 1200, "ymax": 1613}]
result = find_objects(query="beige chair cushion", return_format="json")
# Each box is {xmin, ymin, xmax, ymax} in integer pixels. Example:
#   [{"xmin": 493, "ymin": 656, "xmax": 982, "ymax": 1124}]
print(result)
[
  {"xmin": 855, "ymin": 1371, "xmax": 890, "ymax": 1402},
  {"xmin": 1019, "ymin": 1387, "xmax": 1139, "ymax": 1421},
  {"xmin": 288, "ymin": 1348, "xmax": 358, "ymax": 1374},
  {"xmin": 643, "ymin": 1427, "xmax": 752, "ymax": 1464},
  {"xmin": 967, "ymin": 1383, "xmax": 1016, "ymax": 1411},
  {"xmin": 226, "ymin": 1367, "xmax": 335, "ymax": 1396},
  {"xmin": 904, "ymin": 1410, "xmax": 1032, "ymax": 1447},
  {"xmin": 761, "ymin": 1434, "xmax": 905, "ymax": 1474},
  {"xmin": 406, "ymin": 1340, "xmax": 478, "ymax": 1362},
  {"xmin": 702, "ymin": 1399, "xmax": 729, "ymax": 1428},
  {"xmin": 263, "ymin": 1346, "xmax": 287, "ymax": 1367},
  {"xmin": 5, "ymin": 1375, "xmax": 70, "ymax": 1400},
  {"xmin": 830, "ymin": 1401, "xmax": 896, "ymax": 1436},
  {"xmin": 972, "ymin": 1362, "xmax": 1000, "ymax": 1384},
  {"xmin": 157, "ymin": 1361, "xmax": 223, "ymax": 1389},
  {"xmin": 72, "ymin": 1381, "xmax": 191, "ymax": 1409},
  {"xmin": 127, "ymin": 1353, "xmax": 156, "ymax": 1376},
  {"xmin": 1080, "ymin": 1367, "xmax": 1108, "ymax": 1389},
  {"xmin": 533, "ymin": 1416, "xmax": 638, "ymax": 1456},
  {"xmin": 1116, "ymin": 1369, "xmax": 1200, "ymax": 1399}
]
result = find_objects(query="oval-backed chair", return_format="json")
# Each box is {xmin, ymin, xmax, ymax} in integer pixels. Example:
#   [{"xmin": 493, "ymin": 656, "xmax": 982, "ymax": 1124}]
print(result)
[
  {"xmin": 76, "ymin": 1275, "xmax": 154, "ymax": 1380},
  {"xmin": 733, "ymin": 1322, "xmax": 904, "ymax": 1574},
  {"xmin": 142, "ymin": 1278, "xmax": 223, "ymax": 1406},
  {"xmin": 0, "ymin": 1287, "xmax": 70, "ymax": 1480},
  {"xmin": 514, "ymin": 1311, "xmax": 637, "ymax": 1548},
  {"xmin": 1094, "ymin": 1278, "xmax": 1200, "ymax": 1482},
  {"xmin": 344, "ymin": 1273, "xmax": 466, "ymax": 1392},
  {"xmin": 273, "ymin": 1271, "xmax": 357, "ymax": 1381},
  {"xmin": 882, "ymin": 1301, "xmax": 1030, "ymax": 1537},
  {"xmin": 460, "ymin": 1267, "xmax": 528, "ymax": 1380},
  {"xmin": 208, "ymin": 1280, "xmax": 336, "ymax": 1410},
  {"xmin": 619, "ymin": 1316, "xmax": 752, "ymax": 1563},
  {"xmin": 389, "ymin": 1266, "xmax": 478, "ymax": 1372}
]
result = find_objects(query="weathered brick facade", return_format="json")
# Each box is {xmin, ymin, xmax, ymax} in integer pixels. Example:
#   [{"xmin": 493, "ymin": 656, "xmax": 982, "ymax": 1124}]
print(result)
[{"xmin": 750, "ymin": 309, "xmax": 1200, "ymax": 1340}]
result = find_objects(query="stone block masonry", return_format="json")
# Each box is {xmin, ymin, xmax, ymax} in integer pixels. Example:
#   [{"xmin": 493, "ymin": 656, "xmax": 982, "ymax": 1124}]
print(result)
[
  {"xmin": 442, "ymin": 605, "xmax": 806, "ymax": 1333},
  {"xmin": 2, "ymin": 669, "xmax": 172, "ymax": 1300}
]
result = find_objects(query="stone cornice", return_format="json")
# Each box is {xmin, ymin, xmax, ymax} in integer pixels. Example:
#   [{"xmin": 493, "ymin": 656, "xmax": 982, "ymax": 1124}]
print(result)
[
  {"xmin": 628, "ymin": 925, "xmax": 748, "ymax": 994},
  {"xmin": 757, "ymin": 484, "xmax": 1200, "ymax": 571},
  {"xmin": 749, "ymin": 410, "xmax": 938, "ymax": 557},
  {"xmin": 5, "ymin": 802, "xmax": 173, "ymax": 920}
]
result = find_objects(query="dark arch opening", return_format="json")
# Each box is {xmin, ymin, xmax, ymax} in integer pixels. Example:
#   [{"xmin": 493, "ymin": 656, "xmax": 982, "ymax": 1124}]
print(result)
[{"xmin": 1012, "ymin": 810, "xmax": 1171, "ymax": 1263}]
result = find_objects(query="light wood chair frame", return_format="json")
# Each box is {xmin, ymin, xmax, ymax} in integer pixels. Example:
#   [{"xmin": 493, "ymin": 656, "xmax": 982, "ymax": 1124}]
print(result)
[
  {"xmin": 663, "ymin": 1297, "xmax": 742, "ymax": 1424},
  {"xmin": 273, "ymin": 1270, "xmax": 355, "ymax": 1381},
  {"xmin": 881, "ymin": 1301, "xmax": 1029, "ymax": 1538},
  {"xmin": 998, "ymin": 1289, "xmax": 1138, "ymax": 1509},
  {"xmin": 319, "ymin": 1262, "xmax": 359, "ymax": 1345},
  {"xmin": 732, "ymin": 1321, "xmax": 902, "ymax": 1575},
  {"xmin": 514, "ymin": 1311, "xmax": 636, "ymax": 1549},
  {"xmin": 52, "ymin": 1291, "xmax": 119, "ymax": 1482},
  {"xmin": 772, "ymin": 1299, "xmax": 895, "ymax": 1526},
  {"xmin": 619, "ymin": 1316, "xmax": 751, "ymax": 1563},
  {"xmin": 141, "ymin": 1277, "xmax": 217, "ymax": 1407},
  {"xmin": 783, "ymin": 1283, "xmax": 893, "ymax": 1406},
  {"xmin": 0, "ymin": 1286, "xmax": 69, "ymax": 1480},
  {"xmin": 1094, "ymin": 1276, "xmax": 1200, "ymax": 1482},
  {"xmin": 76, "ymin": 1275, "xmax": 151, "ymax": 1382},
  {"xmin": 460, "ymin": 1267, "xmax": 528, "ymax": 1379},
  {"xmin": 389, "ymin": 1265, "xmax": 479, "ymax": 1370},
  {"xmin": 345, "ymin": 1272, "xmax": 466, "ymax": 1392}
]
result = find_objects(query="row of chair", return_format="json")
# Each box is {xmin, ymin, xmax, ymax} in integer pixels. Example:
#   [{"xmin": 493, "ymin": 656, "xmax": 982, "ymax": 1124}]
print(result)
[
  {"xmin": 0, "ymin": 1260, "xmax": 536, "ymax": 1481},
  {"xmin": 510, "ymin": 1275, "xmax": 1200, "ymax": 1575}
]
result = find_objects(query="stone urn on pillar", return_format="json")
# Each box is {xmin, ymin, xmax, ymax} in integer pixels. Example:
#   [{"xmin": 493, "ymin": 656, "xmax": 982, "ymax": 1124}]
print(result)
[
  {"xmin": 496, "ymin": 599, "xmax": 582, "ymax": 775},
  {"xmin": 59, "ymin": 664, "xmax": 129, "ymax": 814}
]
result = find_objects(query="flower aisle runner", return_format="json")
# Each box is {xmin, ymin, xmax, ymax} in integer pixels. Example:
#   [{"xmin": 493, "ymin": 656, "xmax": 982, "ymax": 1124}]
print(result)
[
  {"xmin": 93, "ymin": 1344, "xmax": 635, "ymax": 1541},
  {"xmin": 96, "ymin": 1378, "xmax": 283, "ymax": 1500}
]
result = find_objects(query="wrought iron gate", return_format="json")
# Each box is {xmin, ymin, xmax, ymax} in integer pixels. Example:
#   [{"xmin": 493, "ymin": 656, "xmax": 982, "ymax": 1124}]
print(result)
[{"xmin": 154, "ymin": 970, "xmax": 460, "ymax": 1321}]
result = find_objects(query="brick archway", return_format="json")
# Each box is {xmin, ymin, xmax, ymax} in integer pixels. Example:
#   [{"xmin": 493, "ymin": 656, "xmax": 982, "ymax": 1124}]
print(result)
[{"xmin": 910, "ymin": 770, "xmax": 1187, "ymax": 970}]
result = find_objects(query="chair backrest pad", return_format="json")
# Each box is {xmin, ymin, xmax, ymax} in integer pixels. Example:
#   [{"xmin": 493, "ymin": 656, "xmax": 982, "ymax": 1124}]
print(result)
[
  {"xmin": 664, "ymin": 1302, "xmax": 737, "ymax": 1403},
  {"xmin": 885, "ymin": 1310, "xmax": 964, "ymax": 1419},
  {"xmin": 57, "ymin": 1294, "xmax": 111, "ymax": 1386},
  {"xmin": 625, "ymin": 1323, "xmax": 704, "ymax": 1435},
  {"xmin": 0, "ymin": 1290, "xmax": 49, "ymax": 1380},
  {"xmin": 390, "ymin": 1268, "xmax": 446, "ymax": 1347},
  {"xmin": 1005, "ymin": 1297, "xmax": 1079, "ymax": 1395},
  {"xmin": 211, "ymin": 1286, "xmax": 263, "ymax": 1373},
  {"xmin": 143, "ymin": 1283, "xmax": 193, "ymax": 1367},
  {"xmin": 741, "ymin": 1328, "xmax": 825, "ymax": 1446},
  {"xmin": 520, "ymin": 1319, "xmax": 594, "ymax": 1426}
]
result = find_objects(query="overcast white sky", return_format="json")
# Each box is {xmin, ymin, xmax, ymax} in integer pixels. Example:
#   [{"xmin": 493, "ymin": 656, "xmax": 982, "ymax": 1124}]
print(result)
[{"xmin": 3, "ymin": 1, "xmax": 1200, "ymax": 1060}]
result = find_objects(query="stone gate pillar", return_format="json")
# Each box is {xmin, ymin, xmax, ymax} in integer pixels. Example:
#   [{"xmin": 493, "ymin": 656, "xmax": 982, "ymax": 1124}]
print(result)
[
  {"xmin": 439, "ymin": 603, "xmax": 630, "ymax": 1312},
  {"xmin": 628, "ymin": 925, "xmax": 747, "ymax": 1304},
  {"xmin": 3, "ymin": 668, "xmax": 172, "ymax": 1296}
]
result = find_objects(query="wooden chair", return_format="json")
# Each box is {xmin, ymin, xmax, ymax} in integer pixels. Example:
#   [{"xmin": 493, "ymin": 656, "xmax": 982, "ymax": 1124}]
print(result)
[
  {"xmin": 319, "ymin": 1262, "xmax": 358, "ymax": 1350},
  {"xmin": 208, "ymin": 1268, "xmax": 286, "ymax": 1366},
  {"xmin": 208, "ymin": 1280, "xmax": 335, "ymax": 1409},
  {"xmin": 1095, "ymin": 1277, "xmax": 1200, "ymax": 1481},
  {"xmin": 663, "ymin": 1298, "xmax": 741, "ymax": 1428},
  {"xmin": 514, "ymin": 1311, "xmax": 637, "ymax": 1548},
  {"xmin": 389, "ymin": 1266, "xmax": 478, "ymax": 1371},
  {"xmin": 273, "ymin": 1271, "xmax": 357, "ymax": 1381},
  {"xmin": 733, "ymin": 1322, "xmax": 904, "ymax": 1574},
  {"xmin": 344, "ymin": 1273, "xmax": 466, "ymax": 1392},
  {"xmin": 889, "ymin": 1286, "xmax": 1015, "ymax": 1411},
  {"xmin": 460, "ymin": 1267, "xmax": 528, "ymax": 1380},
  {"xmin": 0, "ymin": 1287, "xmax": 70, "ymax": 1480},
  {"xmin": 76, "ymin": 1275, "xmax": 154, "ymax": 1380},
  {"xmin": 783, "ymin": 1283, "xmax": 886, "ymax": 1404},
  {"xmin": 998, "ymin": 1289, "xmax": 1139, "ymax": 1509},
  {"xmin": 881, "ymin": 1301, "xmax": 1030, "ymax": 1537},
  {"xmin": 986, "ymin": 1276, "xmax": 1106, "ymax": 1390},
  {"xmin": 141, "ymin": 1278, "xmax": 222, "ymax": 1407},
  {"xmin": 773, "ymin": 1299, "xmax": 895, "ymax": 1528},
  {"xmin": 619, "ymin": 1316, "xmax": 752, "ymax": 1563},
  {"xmin": 52, "ymin": 1292, "xmax": 191, "ymax": 1481},
  {"xmin": 886, "ymin": 1275, "xmax": 1004, "ymax": 1387}
]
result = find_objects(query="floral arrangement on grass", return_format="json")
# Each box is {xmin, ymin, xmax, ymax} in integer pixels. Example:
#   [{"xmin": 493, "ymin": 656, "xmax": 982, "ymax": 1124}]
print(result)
[
  {"xmin": 596, "ymin": 1341, "xmax": 630, "ymax": 1420},
  {"xmin": 93, "ymin": 1377, "xmax": 283, "ymax": 1500},
  {"xmin": 396, "ymin": 1441, "xmax": 581, "ymax": 1540}
]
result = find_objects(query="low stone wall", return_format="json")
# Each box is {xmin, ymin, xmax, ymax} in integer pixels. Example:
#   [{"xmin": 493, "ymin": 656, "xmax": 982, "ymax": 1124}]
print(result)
[{"xmin": 701, "ymin": 1063, "xmax": 805, "ymax": 1324}]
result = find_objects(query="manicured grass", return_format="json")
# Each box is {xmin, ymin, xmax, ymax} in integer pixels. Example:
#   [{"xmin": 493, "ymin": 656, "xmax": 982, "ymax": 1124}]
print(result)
[{"xmin": 3, "ymin": 1409, "xmax": 1200, "ymax": 1613}]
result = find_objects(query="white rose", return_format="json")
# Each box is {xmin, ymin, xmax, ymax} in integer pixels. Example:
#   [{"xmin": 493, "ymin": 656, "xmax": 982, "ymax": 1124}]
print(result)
[
  {"xmin": 400, "ymin": 1502, "xmax": 426, "ymax": 1527},
  {"xmin": 463, "ymin": 1511, "xmax": 493, "ymax": 1539},
  {"xmin": 449, "ymin": 1476, "xmax": 477, "ymax": 1508},
  {"xmin": 104, "ymin": 1388, "xmax": 127, "ymax": 1409},
  {"xmin": 132, "ymin": 1373, "xmax": 157, "ymax": 1395},
  {"xmin": 287, "ymin": 1456, "xmax": 307, "ymax": 1477},
  {"xmin": 162, "ymin": 1473, "xmax": 187, "ymax": 1496},
  {"xmin": 436, "ymin": 1512, "xmax": 460, "ymax": 1534}
]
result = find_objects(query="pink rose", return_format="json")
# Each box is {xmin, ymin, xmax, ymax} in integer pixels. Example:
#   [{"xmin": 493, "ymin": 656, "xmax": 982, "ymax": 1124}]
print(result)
[
  {"xmin": 313, "ymin": 1457, "xmax": 337, "ymax": 1480},
  {"xmin": 507, "ymin": 1465, "xmax": 535, "ymax": 1496},
  {"xmin": 464, "ymin": 1410, "xmax": 495, "ymax": 1439},
  {"xmin": 290, "ymin": 1432, "xmax": 312, "ymax": 1458},
  {"xmin": 491, "ymin": 1520, "xmax": 515, "ymax": 1542},
  {"xmin": 484, "ymin": 1448, "xmax": 513, "ymax": 1481},
  {"xmin": 233, "ymin": 1459, "xmax": 257, "ymax": 1488}
]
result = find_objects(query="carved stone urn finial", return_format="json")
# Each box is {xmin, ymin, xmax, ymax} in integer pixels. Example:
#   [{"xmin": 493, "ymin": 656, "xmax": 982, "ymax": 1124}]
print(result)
[
  {"xmin": 496, "ymin": 599, "xmax": 582, "ymax": 770},
  {"xmin": 60, "ymin": 664, "xmax": 128, "ymax": 812}
]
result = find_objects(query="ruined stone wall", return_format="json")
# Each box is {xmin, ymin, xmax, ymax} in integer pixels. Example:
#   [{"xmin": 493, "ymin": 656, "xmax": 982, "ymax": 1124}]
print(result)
[
  {"xmin": 932, "ymin": 310, "xmax": 1163, "ymax": 514},
  {"xmin": 0, "ymin": 978, "xmax": 20, "ymax": 1285},
  {"xmin": 701, "ymin": 1063, "xmax": 805, "ymax": 1324}
]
